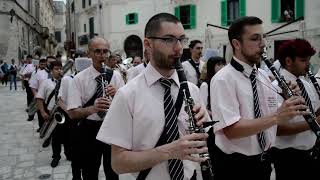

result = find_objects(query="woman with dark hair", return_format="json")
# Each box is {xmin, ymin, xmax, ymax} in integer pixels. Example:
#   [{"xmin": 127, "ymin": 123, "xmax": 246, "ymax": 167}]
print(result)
[{"xmin": 200, "ymin": 56, "xmax": 226, "ymax": 117}]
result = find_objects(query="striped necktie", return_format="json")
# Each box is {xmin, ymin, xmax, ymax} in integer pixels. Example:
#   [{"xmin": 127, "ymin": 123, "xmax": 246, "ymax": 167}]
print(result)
[
  {"xmin": 95, "ymin": 75, "xmax": 106, "ymax": 118},
  {"xmin": 250, "ymin": 69, "xmax": 267, "ymax": 151},
  {"xmin": 296, "ymin": 78, "xmax": 314, "ymax": 114},
  {"xmin": 159, "ymin": 78, "xmax": 184, "ymax": 180}
]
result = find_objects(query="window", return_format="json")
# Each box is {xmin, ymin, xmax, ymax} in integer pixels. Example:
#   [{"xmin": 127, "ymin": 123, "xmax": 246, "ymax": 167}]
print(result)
[
  {"xmin": 22, "ymin": 27, "xmax": 25, "ymax": 43},
  {"xmin": 82, "ymin": 0, "xmax": 86, "ymax": 9},
  {"xmin": 89, "ymin": 17, "xmax": 94, "ymax": 38},
  {"xmin": 79, "ymin": 34, "xmax": 88, "ymax": 45},
  {"xmin": 126, "ymin": 13, "xmax": 138, "ymax": 25},
  {"xmin": 55, "ymin": 31, "xmax": 62, "ymax": 42},
  {"xmin": 221, "ymin": 0, "xmax": 246, "ymax": 26},
  {"xmin": 272, "ymin": 0, "xmax": 304, "ymax": 23},
  {"xmin": 71, "ymin": 1, "xmax": 74, "ymax": 12},
  {"xmin": 84, "ymin": 24, "xmax": 86, "ymax": 32},
  {"xmin": 175, "ymin": 5, "xmax": 196, "ymax": 29},
  {"xmin": 89, "ymin": 0, "xmax": 91, "ymax": 6}
]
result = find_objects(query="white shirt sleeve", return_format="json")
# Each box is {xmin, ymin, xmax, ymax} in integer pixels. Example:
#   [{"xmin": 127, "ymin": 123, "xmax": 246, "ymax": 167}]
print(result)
[
  {"xmin": 36, "ymin": 80, "xmax": 47, "ymax": 100},
  {"xmin": 199, "ymin": 82, "xmax": 208, "ymax": 108},
  {"xmin": 211, "ymin": 77, "xmax": 241, "ymax": 132},
  {"xmin": 67, "ymin": 77, "xmax": 83, "ymax": 110},
  {"xmin": 97, "ymin": 88, "xmax": 133, "ymax": 149},
  {"xmin": 29, "ymin": 72, "xmax": 38, "ymax": 89}
]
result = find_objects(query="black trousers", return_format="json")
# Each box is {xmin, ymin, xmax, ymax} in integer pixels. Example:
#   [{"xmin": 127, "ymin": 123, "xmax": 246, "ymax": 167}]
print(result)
[
  {"xmin": 51, "ymin": 122, "xmax": 71, "ymax": 160},
  {"xmin": 272, "ymin": 147, "xmax": 318, "ymax": 180},
  {"xmin": 23, "ymin": 80, "xmax": 33, "ymax": 106},
  {"xmin": 212, "ymin": 145, "xmax": 272, "ymax": 180},
  {"xmin": 37, "ymin": 110, "xmax": 44, "ymax": 129},
  {"xmin": 77, "ymin": 119, "xmax": 118, "ymax": 180}
]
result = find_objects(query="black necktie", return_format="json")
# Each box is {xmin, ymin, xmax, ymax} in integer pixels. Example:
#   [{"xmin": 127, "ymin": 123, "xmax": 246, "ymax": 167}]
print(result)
[
  {"xmin": 95, "ymin": 75, "xmax": 106, "ymax": 118},
  {"xmin": 296, "ymin": 78, "xmax": 315, "ymax": 114},
  {"xmin": 159, "ymin": 78, "xmax": 184, "ymax": 180},
  {"xmin": 54, "ymin": 80, "xmax": 61, "ymax": 101},
  {"xmin": 250, "ymin": 69, "xmax": 267, "ymax": 151}
]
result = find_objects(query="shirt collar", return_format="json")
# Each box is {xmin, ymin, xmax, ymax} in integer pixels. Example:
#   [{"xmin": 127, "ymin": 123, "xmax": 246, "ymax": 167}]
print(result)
[
  {"xmin": 233, "ymin": 56, "xmax": 257, "ymax": 77},
  {"xmin": 144, "ymin": 63, "xmax": 180, "ymax": 88},
  {"xmin": 88, "ymin": 65, "xmax": 101, "ymax": 80}
]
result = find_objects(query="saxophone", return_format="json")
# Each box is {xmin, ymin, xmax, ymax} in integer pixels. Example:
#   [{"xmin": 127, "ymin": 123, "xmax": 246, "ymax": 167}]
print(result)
[{"xmin": 174, "ymin": 58, "xmax": 214, "ymax": 180}]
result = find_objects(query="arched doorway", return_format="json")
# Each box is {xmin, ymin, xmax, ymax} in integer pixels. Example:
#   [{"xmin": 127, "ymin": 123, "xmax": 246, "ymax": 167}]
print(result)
[{"xmin": 124, "ymin": 35, "xmax": 143, "ymax": 58}]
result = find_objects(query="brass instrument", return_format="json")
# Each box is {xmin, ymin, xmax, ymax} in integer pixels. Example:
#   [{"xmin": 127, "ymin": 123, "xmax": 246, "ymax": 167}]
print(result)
[
  {"xmin": 27, "ymin": 60, "xmax": 74, "ymax": 117},
  {"xmin": 122, "ymin": 57, "xmax": 133, "ymax": 69},
  {"xmin": 115, "ymin": 64, "xmax": 128, "ymax": 83}
]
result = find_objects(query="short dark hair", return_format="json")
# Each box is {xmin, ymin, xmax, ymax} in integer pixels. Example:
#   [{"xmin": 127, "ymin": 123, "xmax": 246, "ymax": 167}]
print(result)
[
  {"xmin": 49, "ymin": 60, "xmax": 62, "ymax": 70},
  {"xmin": 56, "ymin": 54, "xmax": 62, "ymax": 58},
  {"xmin": 278, "ymin": 39, "xmax": 316, "ymax": 68},
  {"xmin": 145, "ymin": 13, "xmax": 180, "ymax": 37},
  {"xmin": 39, "ymin": 58, "xmax": 47, "ymax": 63},
  {"xmin": 189, "ymin": 40, "xmax": 202, "ymax": 49},
  {"xmin": 228, "ymin": 16, "xmax": 263, "ymax": 51},
  {"xmin": 207, "ymin": 56, "xmax": 226, "ymax": 78},
  {"xmin": 26, "ymin": 55, "xmax": 32, "ymax": 59},
  {"xmin": 46, "ymin": 56, "xmax": 56, "ymax": 60}
]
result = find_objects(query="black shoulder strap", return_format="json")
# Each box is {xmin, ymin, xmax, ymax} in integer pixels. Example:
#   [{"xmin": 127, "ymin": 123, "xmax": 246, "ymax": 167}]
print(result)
[
  {"xmin": 188, "ymin": 59, "xmax": 201, "ymax": 77},
  {"xmin": 137, "ymin": 80, "xmax": 186, "ymax": 180},
  {"xmin": 83, "ymin": 93, "xmax": 98, "ymax": 108}
]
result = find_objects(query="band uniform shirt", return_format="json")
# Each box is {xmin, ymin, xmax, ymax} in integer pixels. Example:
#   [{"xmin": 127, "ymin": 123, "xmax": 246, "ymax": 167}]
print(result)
[
  {"xmin": 58, "ymin": 75, "xmax": 74, "ymax": 103},
  {"xmin": 273, "ymin": 69, "xmax": 320, "ymax": 150},
  {"xmin": 36, "ymin": 78, "xmax": 58, "ymax": 111},
  {"xmin": 21, "ymin": 64, "xmax": 35, "ymax": 80},
  {"xmin": 182, "ymin": 60, "xmax": 204, "ymax": 85},
  {"xmin": 211, "ymin": 57, "xmax": 279, "ymax": 156},
  {"xmin": 199, "ymin": 82, "xmax": 209, "ymax": 109},
  {"xmin": 127, "ymin": 63, "xmax": 146, "ymax": 81},
  {"xmin": 29, "ymin": 69, "xmax": 49, "ymax": 90},
  {"xmin": 97, "ymin": 63, "xmax": 210, "ymax": 180},
  {"xmin": 67, "ymin": 65, "xmax": 125, "ymax": 121}
]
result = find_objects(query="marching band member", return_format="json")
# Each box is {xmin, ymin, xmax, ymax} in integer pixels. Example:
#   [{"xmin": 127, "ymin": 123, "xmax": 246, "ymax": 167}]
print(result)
[
  {"xmin": 182, "ymin": 40, "xmax": 204, "ymax": 86},
  {"xmin": 58, "ymin": 57, "xmax": 92, "ymax": 180},
  {"xmin": 67, "ymin": 37, "xmax": 124, "ymax": 180},
  {"xmin": 127, "ymin": 50, "xmax": 150, "ymax": 81},
  {"xmin": 35, "ymin": 61, "xmax": 69, "ymax": 168},
  {"xmin": 272, "ymin": 39, "xmax": 320, "ymax": 180},
  {"xmin": 210, "ymin": 16, "xmax": 309, "ymax": 180},
  {"xmin": 22, "ymin": 55, "xmax": 35, "ymax": 121},
  {"xmin": 97, "ymin": 13, "xmax": 209, "ymax": 180}
]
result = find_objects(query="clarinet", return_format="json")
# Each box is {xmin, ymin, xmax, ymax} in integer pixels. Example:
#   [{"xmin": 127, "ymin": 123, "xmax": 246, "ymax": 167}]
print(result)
[
  {"xmin": 307, "ymin": 70, "xmax": 320, "ymax": 100},
  {"xmin": 261, "ymin": 49, "xmax": 320, "ymax": 159},
  {"xmin": 174, "ymin": 58, "xmax": 214, "ymax": 180}
]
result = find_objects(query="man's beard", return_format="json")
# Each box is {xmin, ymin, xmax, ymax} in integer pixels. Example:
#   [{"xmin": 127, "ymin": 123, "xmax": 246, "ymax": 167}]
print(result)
[
  {"xmin": 153, "ymin": 50, "xmax": 175, "ymax": 69},
  {"xmin": 241, "ymin": 49, "xmax": 261, "ymax": 65}
]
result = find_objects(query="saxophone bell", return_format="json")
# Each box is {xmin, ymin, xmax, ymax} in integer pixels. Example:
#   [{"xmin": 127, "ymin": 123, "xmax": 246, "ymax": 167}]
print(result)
[{"xmin": 53, "ymin": 111, "xmax": 65, "ymax": 124}]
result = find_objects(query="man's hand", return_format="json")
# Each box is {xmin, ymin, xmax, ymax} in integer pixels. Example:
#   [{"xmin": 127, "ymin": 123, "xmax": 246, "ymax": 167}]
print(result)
[
  {"xmin": 192, "ymin": 104, "xmax": 207, "ymax": 126},
  {"xmin": 92, "ymin": 97, "xmax": 111, "ymax": 113},
  {"xmin": 276, "ymin": 96, "xmax": 310, "ymax": 123},
  {"xmin": 106, "ymin": 84, "xmax": 117, "ymax": 97},
  {"xmin": 41, "ymin": 112, "xmax": 49, "ymax": 121},
  {"xmin": 158, "ymin": 133, "xmax": 209, "ymax": 162}
]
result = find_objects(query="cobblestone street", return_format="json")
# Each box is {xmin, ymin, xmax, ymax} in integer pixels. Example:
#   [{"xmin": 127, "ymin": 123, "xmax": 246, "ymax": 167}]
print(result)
[{"xmin": 0, "ymin": 84, "xmax": 135, "ymax": 180}]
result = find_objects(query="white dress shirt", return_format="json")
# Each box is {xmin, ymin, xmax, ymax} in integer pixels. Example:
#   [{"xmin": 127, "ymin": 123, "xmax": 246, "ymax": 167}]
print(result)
[
  {"xmin": 210, "ymin": 57, "xmax": 279, "ymax": 156},
  {"xmin": 67, "ymin": 65, "xmax": 125, "ymax": 121},
  {"xmin": 29, "ymin": 69, "xmax": 49, "ymax": 90},
  {"xmin": 182, "ymin": 59, "xmax": 204, "ymax": 85},
  {"xmin": 127, "ymin": 63, "xmax": 146, "ymax": 81},
  {"xmin": 36, "ymin": 78, "xmax": 58, "ymax": 111},
  {"xmin": 97, "ymin": 63, "xmax": 209, "ymax": 180},
  {"xmin": 58, "ymin": 75, "xmax": 74, "ymax": 103},
  {"xmin": 21, "ymin": 64, "xmax": 35, "ymax": 80},
  {"xmin": 273, "ymin": 69, "xmax": 320, "ymax": 150}
]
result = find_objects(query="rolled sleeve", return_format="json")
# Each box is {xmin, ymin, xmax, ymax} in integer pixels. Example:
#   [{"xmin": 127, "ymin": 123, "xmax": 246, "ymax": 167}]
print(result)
[{"xmin": 97, "ymin": 88, "xmax": 133, "ymax": 150}]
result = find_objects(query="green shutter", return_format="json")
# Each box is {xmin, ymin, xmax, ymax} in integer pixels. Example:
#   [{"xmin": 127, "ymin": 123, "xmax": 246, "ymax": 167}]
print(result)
[
  {"xmin": 174, "ymin": 6, "xmax": 180, "ymax": 20},
  {"xmin": 221, "ymin": 0, "xmax": 227, "ymax": 26},
  {"xmin": 239, "ymin": 0, "xmax": 246, "ymax": 17},
  {"xmin": 134, "ymin": 13, "xmax": 138, "ymax": 24},
  {"xmin": 295, "ymin": 0, "xmax": 304, "ymax": 19},
  {"xmin": 190, "ymin": 5, "xmax": 196, "ymax": 29},
  {"xmin": 125, "ymin": 14, "xmax": 129, "ymax": 25},
  {"xmin": 271, "ymin": 0, "xmax": 281, "ymax": 23}
]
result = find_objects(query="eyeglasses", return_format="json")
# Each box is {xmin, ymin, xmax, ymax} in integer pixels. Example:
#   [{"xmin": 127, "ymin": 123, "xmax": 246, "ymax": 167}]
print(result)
[
  {"xmin": 91, "ymin": 48, "xmax": 111, "ymax": 56},
  {"xmin": 147, "ymin": 36, "xmax": 189, "ymax": 46}
]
